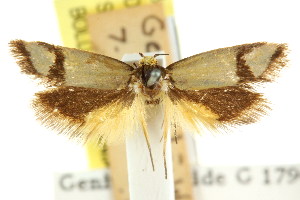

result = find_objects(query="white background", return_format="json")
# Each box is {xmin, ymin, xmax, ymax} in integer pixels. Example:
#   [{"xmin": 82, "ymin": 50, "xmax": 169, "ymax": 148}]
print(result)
[{"xmin": 0, "ymin": 0, "xmax": 299, "ymax": 199}]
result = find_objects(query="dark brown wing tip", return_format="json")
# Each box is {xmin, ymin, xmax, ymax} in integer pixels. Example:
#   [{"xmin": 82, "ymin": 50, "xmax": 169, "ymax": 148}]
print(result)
[
  {"xmin": 261, "ymin": 43, "xmax": 289, "ymax": 82},
  {"xmin": 9, "ymin": 40, "xmax": 40, "ymax": 76},
  {"xmin": 226, "ymin": 94, "xmax": 271, "ymax": 126}
]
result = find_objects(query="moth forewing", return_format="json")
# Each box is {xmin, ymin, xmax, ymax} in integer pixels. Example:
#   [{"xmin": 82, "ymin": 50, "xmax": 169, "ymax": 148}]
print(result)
[
  {"xmin": 10, "ymin": 40, "xmax": 133, "ymax": 89},
  {"xmin": 167, "ymin": 42, "xmax": 288, "ymax": 90}
]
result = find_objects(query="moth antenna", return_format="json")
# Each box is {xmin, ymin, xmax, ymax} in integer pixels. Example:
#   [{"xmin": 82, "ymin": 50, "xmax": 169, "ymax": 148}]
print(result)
[
  {"xmin": 154, "ymin": 53, "xmax": 169, "ymax": 58},
  {"xmin": 139, "ymin": 52, "xmax": 144, "ymax": 57}
]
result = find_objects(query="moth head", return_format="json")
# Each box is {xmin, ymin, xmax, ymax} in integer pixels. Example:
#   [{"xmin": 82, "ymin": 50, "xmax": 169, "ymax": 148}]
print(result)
[
  {"xmin": 138, "ymin": 53, "xmax": 169, "ymax": 67},
  {"xmin": 138, "ymin": 56, "xmax": 158, "ymax": 67},
  {"xmin": 136, "ymin": 53, "xmax": 168, "ymax": 89}
]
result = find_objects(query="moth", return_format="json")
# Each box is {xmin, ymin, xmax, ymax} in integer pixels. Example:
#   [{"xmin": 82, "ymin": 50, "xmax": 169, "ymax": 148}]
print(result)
[{"xmin": 10, "ymin": 40, "xmax": 287, "ymax": 178}]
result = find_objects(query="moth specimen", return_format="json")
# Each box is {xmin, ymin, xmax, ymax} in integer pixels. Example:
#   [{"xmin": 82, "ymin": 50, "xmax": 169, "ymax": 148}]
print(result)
[{"xmin": 10, "ymin": 40, "xmax": 287, "ymax": 177}]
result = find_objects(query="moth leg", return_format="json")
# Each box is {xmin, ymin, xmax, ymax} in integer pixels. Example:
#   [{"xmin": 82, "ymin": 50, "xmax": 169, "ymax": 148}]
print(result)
[
  {"xmin": 159, "ymin": 135, "xmax": 163, "ymax": 142},
  {"xmin": 163, "ymin": 123, "xmax": 169, "ymax": 179},
  {"xmin": 140, "ymin": 115, "xmax": 155, "ymax": 171},
  {"xmin": 161, "ymin": 122, "xmax": 177, "ymax": 144},
  {"xmin": 159, "ymin": 117, "xmax": 166, "ymax": 143},
  {"xmin": 161, "ymin": 118, "xmax": 165, "ymax": 129},
  {"xmin": 161, "ymin": 94, "xmax": 172, "ymax": 178}
]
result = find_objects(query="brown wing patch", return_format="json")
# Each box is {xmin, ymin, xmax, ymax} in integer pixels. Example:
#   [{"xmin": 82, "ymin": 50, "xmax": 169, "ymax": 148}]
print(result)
[
  {"xmin": 34, "ymin": 87, "xmax": 133, "ymax": 122},
  {"xmin": 33, "ymin": 86, "xmax": 135, "ymax": 138},
  {"xmin": 168, "ymin": 86, "xmax": 269, "ymax": 125}
]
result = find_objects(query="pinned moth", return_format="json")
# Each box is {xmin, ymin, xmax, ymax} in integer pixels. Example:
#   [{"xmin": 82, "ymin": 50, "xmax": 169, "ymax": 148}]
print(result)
[{"xmin": 10, "ymin": 40, "xmax": 287, "ymax": 178}]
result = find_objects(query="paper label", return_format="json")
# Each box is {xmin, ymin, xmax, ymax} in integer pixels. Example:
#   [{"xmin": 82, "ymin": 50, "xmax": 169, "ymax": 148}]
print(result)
[
  {"xmin": 54, "ymin": 165, "xmax": 300, "ymax": 200},
  {"xmin": 87, "ymin": 3, "xmax": 173, "ymax": 64},
  {"xmin": 54, "ymin": 169, "xmax": 112, "ymax": 200},
  {"xmin": 193, "ymin": 164, "xmax": 300, "ymax": 200},
  {"xmin": 54, "ymin": 0, "xmax": 173, "ymax": 51}
]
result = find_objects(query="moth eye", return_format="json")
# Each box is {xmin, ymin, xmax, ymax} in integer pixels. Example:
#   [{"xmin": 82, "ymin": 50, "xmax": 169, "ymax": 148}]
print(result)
[
  {"xmin": 145, "ymin": 68, "xmax": 162, "ymax": 87},
  {"xmin": 151, "ymin": 69, "xmax": 161, "ymax": 78}
]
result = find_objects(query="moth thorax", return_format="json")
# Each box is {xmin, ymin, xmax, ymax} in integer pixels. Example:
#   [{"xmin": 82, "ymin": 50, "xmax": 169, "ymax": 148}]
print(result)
[{"xmin": 138, "ymin": 56, "xmax": 158, "ymax": 67}]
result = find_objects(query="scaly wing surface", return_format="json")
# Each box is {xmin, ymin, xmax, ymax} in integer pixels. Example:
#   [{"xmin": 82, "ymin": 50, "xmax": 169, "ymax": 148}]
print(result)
[
  {"xmin": 164, "ymin": 42, "xmax": 287, "ymax": 133},
  {"xmin": 10, "ymin": 40, "xmax": 133, "ymax": 89},
  {"xmin": 10, "ymin": 40, "xmax": 141, "ymax": 145}
]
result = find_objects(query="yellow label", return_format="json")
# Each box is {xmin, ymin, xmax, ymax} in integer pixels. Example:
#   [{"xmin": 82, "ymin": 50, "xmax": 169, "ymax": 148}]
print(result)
[{"xmin": 86, "ymin": 144, "xmax": 109, "ymax": 168}]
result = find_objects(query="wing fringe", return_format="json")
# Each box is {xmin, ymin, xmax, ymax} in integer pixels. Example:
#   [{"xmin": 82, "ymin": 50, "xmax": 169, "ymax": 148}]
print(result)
[
  {"xmin": 10, "ymin": 40, "xmax": 41, "ymax": 76},
  {"xmin": 260, "ymin": 43, "xmax": 288, "ymax": 82}
]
